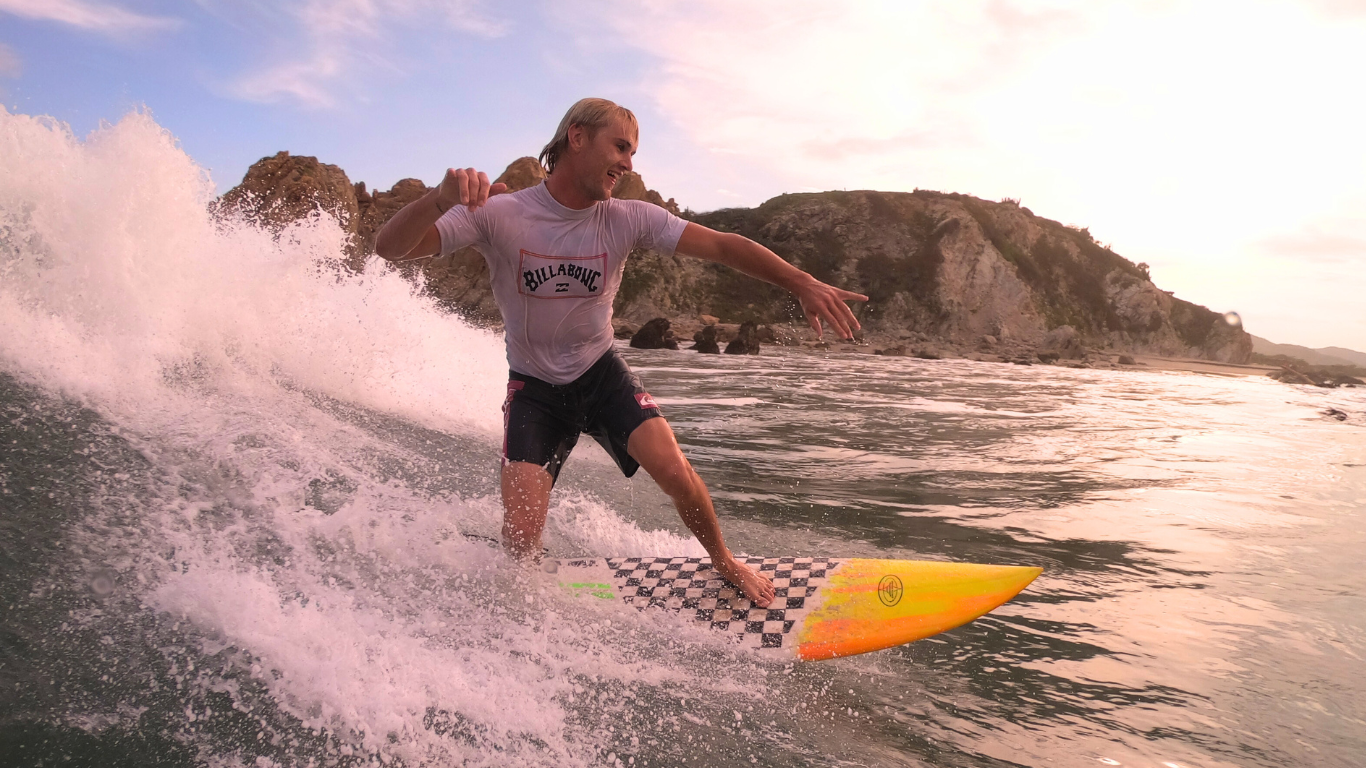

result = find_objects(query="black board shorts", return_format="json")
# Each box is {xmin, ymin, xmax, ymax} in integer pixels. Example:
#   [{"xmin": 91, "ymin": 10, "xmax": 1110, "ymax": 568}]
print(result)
[{"xmin": 502, "ymin": 349, "xmax": 663, "ymax": 484}]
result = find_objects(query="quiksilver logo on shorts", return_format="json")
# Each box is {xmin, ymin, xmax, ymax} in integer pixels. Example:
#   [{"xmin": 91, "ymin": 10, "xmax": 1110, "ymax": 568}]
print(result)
[{"xmin": 518, "ymin": 249, "xmax": 607, "ymax": 298}]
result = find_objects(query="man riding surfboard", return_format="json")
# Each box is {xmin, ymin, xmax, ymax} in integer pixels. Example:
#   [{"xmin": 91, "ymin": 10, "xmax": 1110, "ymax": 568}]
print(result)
[{"xmin": 375, "ymin": 98, "xmax": 867, "ymax": 608}]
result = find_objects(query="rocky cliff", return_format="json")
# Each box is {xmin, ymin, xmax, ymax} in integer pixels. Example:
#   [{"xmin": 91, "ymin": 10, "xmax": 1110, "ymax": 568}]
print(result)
[
  {"xmin": 650, "ymin": 191, "xmax": 1250, "ymax": 362},
  {"xmin": 217, "ymin": 153, "xmax": 1251, "ymax": 363}
]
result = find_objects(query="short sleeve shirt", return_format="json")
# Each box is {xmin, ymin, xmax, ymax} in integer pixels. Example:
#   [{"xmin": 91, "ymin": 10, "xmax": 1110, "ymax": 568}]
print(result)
[{"xmin": 435, "ymin": 182, "xmax": 687, "ymax": 384}]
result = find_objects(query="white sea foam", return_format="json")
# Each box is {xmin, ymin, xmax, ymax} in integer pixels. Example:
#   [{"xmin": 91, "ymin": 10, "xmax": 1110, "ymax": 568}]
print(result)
[
  {"xmin": 0, "ymin": 107, "xmax": 765, "ymax": 765},
  {"xmin": 0, "ymin": 108, "xmax": 510, "ymax": 435}
]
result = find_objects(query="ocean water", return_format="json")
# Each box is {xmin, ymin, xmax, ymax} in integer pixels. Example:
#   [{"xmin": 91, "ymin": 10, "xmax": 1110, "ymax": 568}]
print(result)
[{"xmin": 2, "ymin": 108, "xmax": 1363, "ymax": 768}]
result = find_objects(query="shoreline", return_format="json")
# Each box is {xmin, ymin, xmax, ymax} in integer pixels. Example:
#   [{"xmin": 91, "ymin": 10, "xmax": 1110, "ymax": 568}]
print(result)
[
  {"xmin": 1126, "ymin": 355, "xmax": 1279, "ymax": 378},
  {"xmin": 613, "ymin": 318, "xmax": 1282, "ymax": 381}
]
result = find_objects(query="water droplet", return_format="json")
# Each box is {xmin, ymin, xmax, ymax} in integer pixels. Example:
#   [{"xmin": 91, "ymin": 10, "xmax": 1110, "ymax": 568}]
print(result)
[
  {"xmin": 89, "ymin": 570, "xmax": 116, "ymax": 596},
  {"xmin": 1223, "ymin": 311, "xmax": 1242, "ymax": 328}
]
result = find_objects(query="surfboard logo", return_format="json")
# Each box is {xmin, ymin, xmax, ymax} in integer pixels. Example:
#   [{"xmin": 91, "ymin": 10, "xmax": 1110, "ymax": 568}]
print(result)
[
  {"xmin": 559, "ymin": 581, "xmax": 615, "ymax": 600},
  {"xmin": 877, "ymin": 575, "xmax": 904, "ymax": 607}
]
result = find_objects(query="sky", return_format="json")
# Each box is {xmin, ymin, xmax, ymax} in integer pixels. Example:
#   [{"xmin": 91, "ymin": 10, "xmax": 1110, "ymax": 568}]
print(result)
[{"xmin": 2, "ymin": 0, "xmax": 1364, "ymax": 351}]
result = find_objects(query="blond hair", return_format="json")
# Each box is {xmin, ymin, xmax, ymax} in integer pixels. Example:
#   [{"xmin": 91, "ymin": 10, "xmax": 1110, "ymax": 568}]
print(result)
[{"xmin": 538, "ymin": 98, "xmax": 638, "ymax": 173}]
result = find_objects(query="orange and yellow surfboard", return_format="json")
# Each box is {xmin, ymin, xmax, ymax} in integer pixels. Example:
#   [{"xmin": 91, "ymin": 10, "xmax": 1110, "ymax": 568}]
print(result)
[{"xmin": 552, "ymin": 555, "xmax": 1042, "ymax": 660}]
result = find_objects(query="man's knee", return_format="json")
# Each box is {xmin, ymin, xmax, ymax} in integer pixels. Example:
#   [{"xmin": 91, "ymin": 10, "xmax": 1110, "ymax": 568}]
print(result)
[{"xmin": 502, "ymin": 461, "xmax": 552, "ymax": 510}]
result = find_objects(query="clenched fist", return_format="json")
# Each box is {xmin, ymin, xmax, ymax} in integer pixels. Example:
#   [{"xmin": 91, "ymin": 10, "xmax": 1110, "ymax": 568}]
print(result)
[{"xmin": 436, "ymin": 167, "xmax": 509, "ymax": 213}]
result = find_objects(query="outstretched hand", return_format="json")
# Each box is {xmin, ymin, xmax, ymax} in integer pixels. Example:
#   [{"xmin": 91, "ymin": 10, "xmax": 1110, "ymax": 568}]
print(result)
[
  {"xmin": 795, "ymin": 280, "xmax": 868, "ymax": 339},
  {"xmin": 714, "ymin": 555, "xmax": 775, "ymax": 609},
  {"xmin": 437, "ymin": 167, "xmax": 509, "ymax": 213}
]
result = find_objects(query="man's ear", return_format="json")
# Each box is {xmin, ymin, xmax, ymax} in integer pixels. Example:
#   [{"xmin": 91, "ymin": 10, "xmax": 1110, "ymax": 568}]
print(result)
[{"xmin": 566, "ymin": 123, "xmax": 587, "ymax": 152}]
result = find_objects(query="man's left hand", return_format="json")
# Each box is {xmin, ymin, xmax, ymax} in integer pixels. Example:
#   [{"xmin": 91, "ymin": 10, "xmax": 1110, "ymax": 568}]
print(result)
[{"xmin": 795, "ymin": 280, "xmax": 868, "ymax": 340}]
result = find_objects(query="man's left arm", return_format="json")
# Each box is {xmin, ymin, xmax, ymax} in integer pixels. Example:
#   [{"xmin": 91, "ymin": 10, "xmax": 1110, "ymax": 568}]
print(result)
[{"xmin": 674, "ymin": 222, "xmax": 868, "ymax": 339}]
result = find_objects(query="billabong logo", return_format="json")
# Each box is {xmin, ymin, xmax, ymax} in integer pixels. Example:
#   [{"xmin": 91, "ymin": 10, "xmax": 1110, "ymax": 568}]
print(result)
[
  {"xmin": 877, "ymin": 575, "xmax": 903, "ymax": 607},
  {"xmin": 518, "ymin": 249, "xmax": 606, "ymax": 299},
  {"xmin": 635, "ymin": 392, "xmax": 658, "ymax": 409}
]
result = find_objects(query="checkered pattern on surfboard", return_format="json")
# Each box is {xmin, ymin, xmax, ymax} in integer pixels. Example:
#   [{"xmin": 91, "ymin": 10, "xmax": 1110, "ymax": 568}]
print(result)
[{"xmin": 604, "ymin": 557, "xmax": 838, "ymax": 649}]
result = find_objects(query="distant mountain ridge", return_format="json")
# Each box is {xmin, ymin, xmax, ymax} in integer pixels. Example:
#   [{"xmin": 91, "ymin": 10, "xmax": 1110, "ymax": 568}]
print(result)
[{"xmin": 1251, "ymin": 336, "xmax": 1366, "ymax": 368}]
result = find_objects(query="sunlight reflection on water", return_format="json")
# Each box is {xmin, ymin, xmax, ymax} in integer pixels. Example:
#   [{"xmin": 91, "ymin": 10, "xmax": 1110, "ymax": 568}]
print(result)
[{"xmin": 624, "ymin": 344, "xmax": 1366, "ymax": 768}]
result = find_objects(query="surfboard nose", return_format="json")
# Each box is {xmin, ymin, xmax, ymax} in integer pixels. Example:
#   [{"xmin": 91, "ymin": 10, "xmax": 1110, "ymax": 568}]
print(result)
[{"xmin": 794, "ymin": 560, "xmax": 1043, "ymax": 661}]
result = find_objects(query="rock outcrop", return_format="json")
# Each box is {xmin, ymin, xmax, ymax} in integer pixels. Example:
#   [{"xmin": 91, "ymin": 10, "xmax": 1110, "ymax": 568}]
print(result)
[
  {"xmin": 629, "ymin": 318, "xmax": 679, "ymax": 350},
  {"xmin": 1268, "ymin": 366, "xmax": 1364, "ymax": 388},
  {"xmin": 611, "ymin": 171, "xmax": 681, "ymax": 214},
  {"xmin": 650, "ymin": 191, "xmax": 1251, "ymax": 363},
  {"xmin": 691, "ymin": 325, "xmax": 720, "ymax": 354},
  {"xmin": 218, "ymin": 153, "xmax": 680, "ymax": 325},
  {"xmin": 217, "ymin": 153, "xmax": 1252, "ymax": 363},
  {"xmin": 354, "ymin": 178, "xmax": 427, "ymax": 251},
  {"xmin": 217, "ymin": 151, "xmax": 359, "ymax": 235},
  {"xmin": 494, "ymin": 157, "xmax": 547, "ymax": 193},
  {"xmin": 1040, "ymin": 325, "xmax": 1085, "ymax": 360},
  {"xmin": 724, "ymin": 321, "xmax": 762, "ymax": 355}
]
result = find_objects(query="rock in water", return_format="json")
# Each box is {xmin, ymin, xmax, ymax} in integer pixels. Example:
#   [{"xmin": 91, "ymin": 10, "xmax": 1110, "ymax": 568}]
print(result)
[
  {"xmin": 631, "ymin": 318, "xmax": 680, "ymax": 350},
  {"xmin": 724, "ymin": 321, "xmax": 762, "ymax": 355},
  {"xmin": 691, "ymin": 325, "xmax": 720, "ymax": 354},
  {"xmin": 1269, "ymin": 367, "xmax": 1322, "ymax": 387}
]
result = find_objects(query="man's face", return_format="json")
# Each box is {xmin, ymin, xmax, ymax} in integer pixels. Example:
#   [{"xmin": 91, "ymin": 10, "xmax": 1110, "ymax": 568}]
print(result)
[{"xmin": 569, "ymin": 117, "xmax": 637, "ymax": 201}]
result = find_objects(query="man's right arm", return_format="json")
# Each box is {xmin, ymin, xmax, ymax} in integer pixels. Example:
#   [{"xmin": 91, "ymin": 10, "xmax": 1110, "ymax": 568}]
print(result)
[{"xmin": 374, "ymin": 168, "xmax": 507, "ymax": 262}]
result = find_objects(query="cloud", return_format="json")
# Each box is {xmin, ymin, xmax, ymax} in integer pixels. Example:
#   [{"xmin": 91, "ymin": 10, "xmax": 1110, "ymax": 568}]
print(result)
[
  {"xmin": 557, "ymin": 1, "xmax": 1090, "ymax": 192},
  {"xmin": 217, "ymin": 0, "xmax": 506, "ymax": 108},
  {"xmin": 0, "ymin": 0, "xmax": 180, "ymax": 35},
  {"xmin": 0, "ymin": 43, "xmax": 19, "ymax": 78},
  {"xmin": 1310, "ymin": 0, "xmax": 1366, "ymax": 18},
  {"xmin": 1259, "ymin": 224, "xmax": 1366, "ymax": 265},
  {"xmin": 572, "ymin": 1, "xmax": 1366, "ymax": 213},
  {"xmin": 559, "ymin": 0, "xmax": 1366, "ymax": 348}
]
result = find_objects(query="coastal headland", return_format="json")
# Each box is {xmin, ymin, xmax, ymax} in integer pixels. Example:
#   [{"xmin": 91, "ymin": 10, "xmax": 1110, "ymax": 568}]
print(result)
[{"xmin": 218, "ymin": 151, "xmax": 1263, "ymax": 378}]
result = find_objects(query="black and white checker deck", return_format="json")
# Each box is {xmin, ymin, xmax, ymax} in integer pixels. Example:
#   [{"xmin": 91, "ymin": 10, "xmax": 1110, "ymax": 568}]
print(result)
[{"xmin": 603, "ymin": 556, "xmax": 839, "ymax": 649}]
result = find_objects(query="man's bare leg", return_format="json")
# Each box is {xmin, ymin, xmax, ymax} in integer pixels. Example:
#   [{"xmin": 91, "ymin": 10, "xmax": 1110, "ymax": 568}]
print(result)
[
  {"xmin": 627, "ymin": 417, "xmax": 776, "ymax": 608},
  {"xmin": 501, "ymin": 461, "xmax": 554, "ymax": 561}
]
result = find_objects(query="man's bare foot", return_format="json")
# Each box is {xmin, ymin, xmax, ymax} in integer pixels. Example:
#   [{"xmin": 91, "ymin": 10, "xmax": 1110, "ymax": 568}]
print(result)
[{"xmin": 714, "ymin": 556, "xmax": 775, "ymax": 608}]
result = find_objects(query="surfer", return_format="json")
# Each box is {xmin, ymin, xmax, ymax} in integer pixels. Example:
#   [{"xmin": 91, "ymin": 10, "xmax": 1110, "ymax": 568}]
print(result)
[{"xmin": 375, "ymin": 98, "xmax": 866, "ymax": 608}]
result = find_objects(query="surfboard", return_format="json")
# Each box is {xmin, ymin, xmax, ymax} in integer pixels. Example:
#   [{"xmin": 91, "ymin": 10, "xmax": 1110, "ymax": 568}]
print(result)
[{"xmin": 548, "ymin": 555, "xmax": 1042, "ymax": 661}]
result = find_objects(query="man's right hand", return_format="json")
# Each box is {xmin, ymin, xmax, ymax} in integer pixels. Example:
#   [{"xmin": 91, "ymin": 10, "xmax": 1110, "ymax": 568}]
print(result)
[
  {"xmin": 714, "ymin": 554, "xmax": 776, "ymax": 609},
  {"xmin": 437, "ymin": 167, "xmax": 509, "ymax": 213}
]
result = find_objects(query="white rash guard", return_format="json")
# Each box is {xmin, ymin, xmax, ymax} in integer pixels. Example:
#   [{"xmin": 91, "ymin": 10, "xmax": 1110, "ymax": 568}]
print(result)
[{"xmin": 436, "ymin": 182, "xmax": 688, "ymax": 385}]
